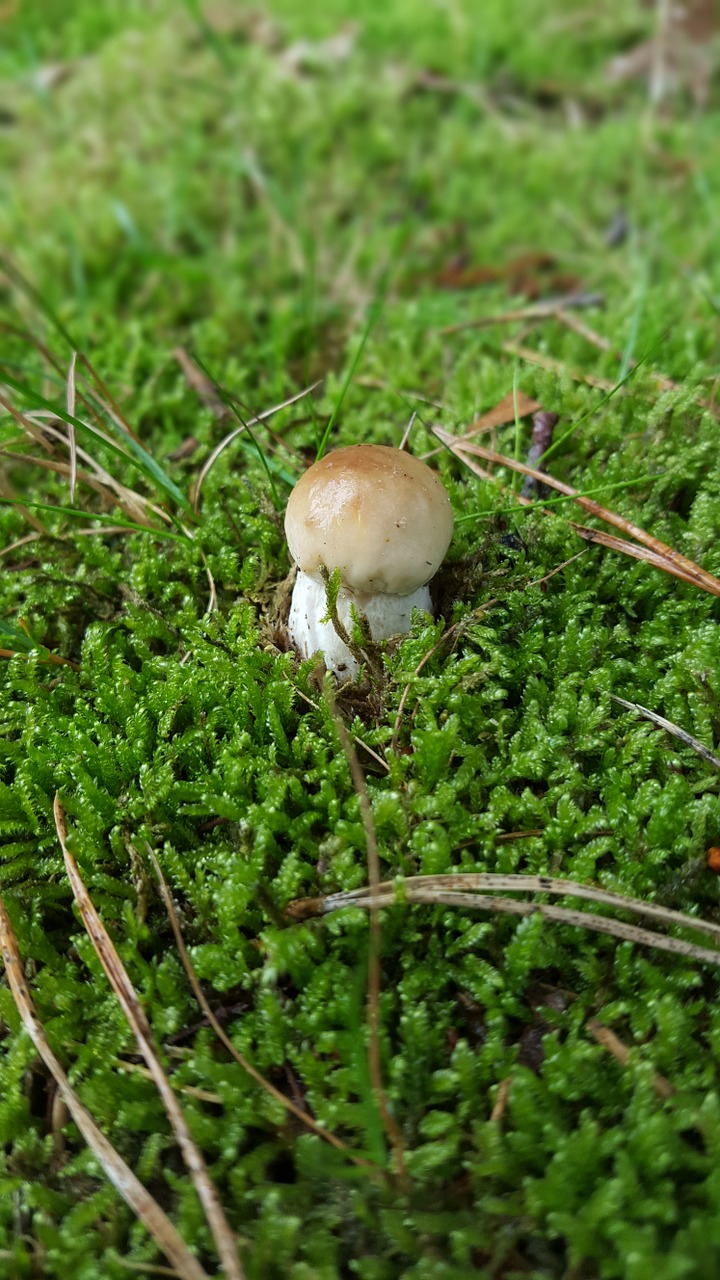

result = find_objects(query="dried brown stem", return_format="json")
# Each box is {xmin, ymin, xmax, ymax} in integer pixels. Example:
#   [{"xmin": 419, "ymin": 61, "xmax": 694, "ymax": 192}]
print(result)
[
  {"xmin": 437, "ymin": 429, "xmax": 720, "ymax": 598},
  {"xmin": 0, "ymin": 895, "xmax": 210, "ymax": 1280},
  {"xmin": 288, "ymin": 872, "xmax": 720, "ymax": 967},
  {"xmin": 329, "ymin": 701, "xmax": 409, "ymax": 1187},
  {"xmin": 54, "ymin": 797, "xmax": 245, "ymax": 1280},
  {"xmin": 66, "ymin": 352, "xmax": 78, "ymax": 503},
  {"xmin": 193, "ymin": 381, "xmax": 321, "ymax": 512},
  {"xmin": 587, "ymin": 1018, "xmax": 674, "ymax": 1100}
]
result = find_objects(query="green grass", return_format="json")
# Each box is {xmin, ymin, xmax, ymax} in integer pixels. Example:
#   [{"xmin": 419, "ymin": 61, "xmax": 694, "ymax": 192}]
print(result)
[{"xmin": 2, "ymin": 1, "xmax": 720, "ymax": 1277}]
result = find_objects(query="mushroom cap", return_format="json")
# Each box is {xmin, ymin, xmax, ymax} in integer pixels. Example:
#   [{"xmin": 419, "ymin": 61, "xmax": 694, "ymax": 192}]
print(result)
[{"xmin": 285, "ymin": 444, "xmax": 453, "ymax": 596}]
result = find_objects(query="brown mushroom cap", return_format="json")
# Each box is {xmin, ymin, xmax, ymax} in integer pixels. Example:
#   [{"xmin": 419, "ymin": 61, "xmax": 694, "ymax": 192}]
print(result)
[{"xmin": 284, "ymin": 444, "xmax": 453, "ymax": 596}]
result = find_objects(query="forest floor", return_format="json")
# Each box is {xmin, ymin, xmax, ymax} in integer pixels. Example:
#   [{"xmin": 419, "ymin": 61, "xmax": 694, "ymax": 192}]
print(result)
[{"xmin": 1, "ymin": 2, "xmax": 720, "ymax": 1278}]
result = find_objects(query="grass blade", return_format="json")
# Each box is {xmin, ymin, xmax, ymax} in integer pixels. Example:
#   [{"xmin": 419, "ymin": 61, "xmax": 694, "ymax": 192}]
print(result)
[{"xmin": 0, "ymin": 369, "xmax": 193, "ymax": 514}]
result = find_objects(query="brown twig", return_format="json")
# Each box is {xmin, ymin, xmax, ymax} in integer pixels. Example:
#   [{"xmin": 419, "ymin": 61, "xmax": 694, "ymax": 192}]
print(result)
[
  {"xmin": 390, "ymin": 626, "xmax": 463, "ymax": 755},
  {"xmin": 322, "ymin": 873, "xmax": 720, "ymax": 943},
  {"xmin": 420, "ymin": 390, "xmax": 540, "ymax": 461},
  {"xmin": 489, "ymin": 1076, "xmax": 512, "ymax": 1124},
  {"xmin": 54, "ymin": 797, "xmax": 245, "ymax": 1280},
  {"xmin": 0, "ymin": 895, "xmax": 210, "ymax": 1280},
  {"xmin": 66, "ymin": 352, "xmax": 78, "ymax": 504},
  {"xmin": 292, "ymin": 687, "xmax": 389, "ymax": 773},
  {"xmin": 587, "ymin": 1018, "xmax": 674, "ymax": 1101},
  {"xmin": 501, "ymin": 342, "xmax": 617, "ymax": 391}
]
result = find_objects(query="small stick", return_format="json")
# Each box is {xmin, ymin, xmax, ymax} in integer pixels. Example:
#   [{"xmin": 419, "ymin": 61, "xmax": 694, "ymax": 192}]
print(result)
[
  {"xmin": 489, "ymin": 1076, "xmax": 512, "ymax": 1124},
  {"xmin": 321, "ymin": 873, "xmax": 720, "ymax": 943},
  {"xmin": 193, "ymin": 381, "xmax": 321, "ymax": 512},
  {"xmin": 420, "ymin": 390, "xmax": 540, "ymax": 461},
  {"xmin": 587, "ymin": 1018, "xmax": 674, "ymax": 1101},
  {"xmin": 520, "ymin": 411, "xmax": 558, "ymax": 499},
  {"xmin": 436, "ymin": 429, "xmax": 720, "ymax": 598},
  {"xmin": 66, "ymin": 352, "xmax": 77, "ymax": 504},
  {"xmin": 501, "ymin": 342, "xmax": 617, "ymax": 391},
  {"xmin": 316, "ymin": 886, "xmax": 720, "ymax": 968}
]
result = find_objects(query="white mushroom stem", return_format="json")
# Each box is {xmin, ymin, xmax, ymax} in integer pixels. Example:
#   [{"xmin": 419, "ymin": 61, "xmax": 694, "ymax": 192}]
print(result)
[{"xmin": 289, "ymin": 569, "xmax": 432, "ymax": 680}]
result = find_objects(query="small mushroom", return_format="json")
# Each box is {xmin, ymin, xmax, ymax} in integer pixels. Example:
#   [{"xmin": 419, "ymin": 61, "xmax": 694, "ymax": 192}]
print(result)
[{"xmin": 284, "ymin": 444, "xmax": 453, "ymax": 679}]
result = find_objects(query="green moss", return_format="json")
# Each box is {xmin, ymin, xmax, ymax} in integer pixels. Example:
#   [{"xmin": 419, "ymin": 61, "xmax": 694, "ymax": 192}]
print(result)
[{"xmin": 2, "ymin": 0, "xmax": 720, "ymax": 1276}]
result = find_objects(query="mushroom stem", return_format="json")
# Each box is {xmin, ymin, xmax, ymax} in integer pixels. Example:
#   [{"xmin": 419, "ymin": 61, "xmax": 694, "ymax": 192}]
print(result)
[{"xmin": 289, "ymin": 569, "xmax": 432, "ymax": 680}]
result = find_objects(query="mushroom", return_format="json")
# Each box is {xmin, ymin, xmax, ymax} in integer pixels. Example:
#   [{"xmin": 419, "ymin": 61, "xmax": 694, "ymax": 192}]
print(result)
[{"xmin": 284, "ymin": 444, "xmax": 454, "ymax": 679}]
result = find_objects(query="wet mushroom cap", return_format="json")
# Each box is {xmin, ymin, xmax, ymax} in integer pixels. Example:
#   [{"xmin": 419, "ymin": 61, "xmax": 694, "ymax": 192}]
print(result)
[{"xmin": 285, "ymin": 444, "xmax": 454, "ymax": 596}]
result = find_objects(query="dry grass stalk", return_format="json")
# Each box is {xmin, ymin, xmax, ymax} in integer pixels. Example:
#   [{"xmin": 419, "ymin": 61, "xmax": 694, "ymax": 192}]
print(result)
[
  {"xmin": 115, "ymin": 1058, "xmax": 223, "ymax": 1105},
  {"xmin": 610, "ymin": 694, "xmax": 720, "ymax": 769},
  {"xmin": 0, "ymin": 448, "xmax": 164, "ymax": 530},
  {"xmin": 421, "ymin": 390, "xmax": 540, "ymax": 461},
  {"xmin": 0, "ymin": 389, "xmax": 55, "ymax": 454},
  {"xmin": 54, "ymin": 797, "xmax": 245, "ymax": 1280},
  {"xmin": 587, "ymin": 1018, "xmax": 674, "ymax": 1101},
  {"xmin": 501, "ymin": 341, "xmax": 617, "ymax": 391},
  {"xmin": 288, "ymin": 873, "xmax": 720, "ymax": 967},
  {"xmin": 292, "ymin": 687, "xmax": 389, "ymax": 773},
  {"xmin": 436, "ymin": 429, "xmax": 720, "ymax": 599},
  {"xmin": 438, "ymin": 293, "xmax": 605, "ymax": 336},
  {"xmin": 330, "ymin": 705, "xmax": 409, "ymax": 1188},
  {"xmin": 322, "ymin": 873, "xmax": 720, "ymax": 943},
  {"xmin": 489, "ymin": 1076, "xmax": 512, "ymax": 1125},
  {"xmin": 0, "ymin": 531, "xmax": 41, "ymax": 558},
  {"xmin": 0, "ymin": 895, "xmax": 210, "ymax": 1280},
  {"xmin": 147, "ymin": 845, "xmax": 378, "ymax": 1172},
  {"xmin": 569, "ymin": 523, "xmax": 720, "ymax": 595},
  {"xmin": 23, "ymin": 413, "xmax": 171, "ymax": 527},
  {"xmin": 66, "ymin": 351, "xmax": 78, "ymax": 503},
  {"xmin": 76, "ymin": 353, "xmax": 143, "ymax": 444},
  {"xmin": 193, "ymin": 381, "xmax": 321, "ymax": 513}
]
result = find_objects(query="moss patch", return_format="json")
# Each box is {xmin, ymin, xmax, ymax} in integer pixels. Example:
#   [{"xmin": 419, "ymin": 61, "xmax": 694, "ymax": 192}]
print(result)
[{"xmin": 2, "ymin": 2, "xmax": 720, "ymax": 1277}]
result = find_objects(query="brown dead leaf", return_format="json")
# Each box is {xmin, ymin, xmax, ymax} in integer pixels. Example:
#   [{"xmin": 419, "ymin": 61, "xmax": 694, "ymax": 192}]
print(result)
[{"xmin": 464, "ymin": 390, "xmax": 541, "ymax": 434}]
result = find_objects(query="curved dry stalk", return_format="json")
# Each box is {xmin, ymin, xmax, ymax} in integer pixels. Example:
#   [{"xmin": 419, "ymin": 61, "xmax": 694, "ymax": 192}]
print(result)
[
  {"xmin": 309, "ymin": 880, "xmax": 720, "ymax": 968},
  {"xmin": 193, "ymin": 381, "xmax": 321, "ymax": 513},
  {"xmin": 0, "ymin": 895, "xmax": 210, "ymax": 1280},
  {"xmin": 321, "ymin": 873, "xmax": 720, "ymax": 943},
  {"xmin": 25, "ymin": 414, "xmax": 172, "ymax": 526},
  {"xmin": 146, "ymin": 844, "xmax": 379, "ymax": 1174},
  {"xmin": 292, "ymin": 687, "xmax": 389, "ymax": 773},
  {"xmin": 0, "ymin": 449, "xmax": 163, "ymax": 529},
  {"xmin": 436, "ymin": 429, "xmax": 720, "ymax": 599},
  {"xmin": 54, "ymin": 797, "xmax": 245, "ymax": 1280},
  {"xmin": 570, "ymin": 524, "xmax": 716, "ymax": 592}
]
